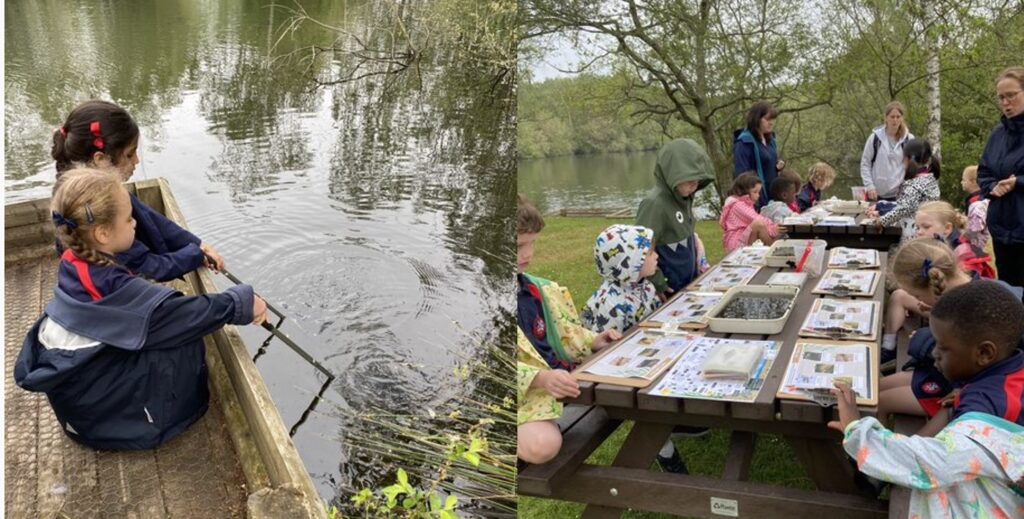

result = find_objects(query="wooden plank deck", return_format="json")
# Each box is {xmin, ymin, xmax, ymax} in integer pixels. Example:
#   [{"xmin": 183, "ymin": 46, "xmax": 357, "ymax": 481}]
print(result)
[{"xmin": 5, "ymin": 255, "xmax": 249, "ymax": 518}]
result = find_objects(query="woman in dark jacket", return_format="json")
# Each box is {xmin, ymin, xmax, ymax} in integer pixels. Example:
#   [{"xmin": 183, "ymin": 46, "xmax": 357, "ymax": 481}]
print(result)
[
  {"xmin": 978, "ymin": 66, "xmax": 1024, "ymax": 286},
  {"xmin": 733, "ymin": 102, "xmax": 786, "ymax": 210}
]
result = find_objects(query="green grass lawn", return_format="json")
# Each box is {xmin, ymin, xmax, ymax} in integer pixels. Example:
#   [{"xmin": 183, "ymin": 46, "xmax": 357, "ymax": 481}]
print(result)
[{"xmin": 520, "ymin": 217, "xmax": 815, "ymax": 519}]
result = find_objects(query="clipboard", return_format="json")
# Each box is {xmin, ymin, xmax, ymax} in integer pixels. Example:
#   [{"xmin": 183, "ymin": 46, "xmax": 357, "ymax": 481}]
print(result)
[
  {"xmin": 827, "ymin": 247, "xmax": 881, "ymax": 269},
  {"xmin": 640, "ymin": 291, "xmax": 723, "ymax": 330},
  {"xmin": 798, "ymin": 298, "xmax": 881, "ymax": 341},
  {"xmin": 776, "ymin": 339, "xmax": 879, "ymax": 406},
  {"xmin": 686, "ymin": 264, "xmax": 760, "ymax": 292},
  {"xmin": 572, "ymin": 329, "xmax": 697, "ymax": 388},
  {"xmin": 811, "ymin": 269, "xmax": 881, "ymax": 297}
]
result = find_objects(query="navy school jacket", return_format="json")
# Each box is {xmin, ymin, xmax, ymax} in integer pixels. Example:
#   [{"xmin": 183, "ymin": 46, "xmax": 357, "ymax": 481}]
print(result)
[
  {"xmin": 977, "ymin": 112, "xmax": 1024, "ymax": 245},
  {"xmin": 118, "ymin": 194, "xmax": 205, "ymax": 281},
  {"xmin": 56, "ymin": 194, "xmax": 205, "ymax": 282},
  {"xmin": 796, "ymin": 183, "xmax": 820, "ymax": 212},
  {"xmin": 15, "ymin": 252, "xmax": 254, "ymax": 450}
]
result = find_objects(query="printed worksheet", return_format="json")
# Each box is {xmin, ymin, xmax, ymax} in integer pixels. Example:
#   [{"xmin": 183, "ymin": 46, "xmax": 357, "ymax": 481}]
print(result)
[
  {"xmin": 828, "ymin": 247, "xmax": 880, "ymax": 269},
  {"xmin": 720, "ymin": 246, "xmax": 770, "ymax": 267},
  {"xmin": 778, "ymin": 341, "xmax": 876, "ymax": 405},
  {"xmin": 644, "ymin": 292, "xmax": 724, "ymax": 326},
  {"xmin": 799, "ymin": 299, "xmax": 879, "ymax": 340},
  {"xmin": 650, "ymin": 337, "xmax": 779, "ymax": 402},
  {"xmin": 581, "ymin": 331, "xmax": 696, "ymax": 380},
  {"xmin": 813, "ymin": 269, "xmax": 879, "ymax": 296},
  {"xmin": 689, "ymin": 265, "xmax": 760, "ymax": 292}
]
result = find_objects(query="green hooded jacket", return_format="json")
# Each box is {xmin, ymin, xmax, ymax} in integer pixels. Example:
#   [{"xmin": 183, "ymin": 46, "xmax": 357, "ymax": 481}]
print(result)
[{"xmin": 636, "ymin": 138, "xmax": 716, "ymax": 246}]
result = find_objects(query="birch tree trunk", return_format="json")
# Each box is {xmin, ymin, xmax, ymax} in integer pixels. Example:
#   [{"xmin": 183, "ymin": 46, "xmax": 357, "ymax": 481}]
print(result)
[{"xmin": 923, "ymin": 0, "xmax": 942, "ymax": 157}]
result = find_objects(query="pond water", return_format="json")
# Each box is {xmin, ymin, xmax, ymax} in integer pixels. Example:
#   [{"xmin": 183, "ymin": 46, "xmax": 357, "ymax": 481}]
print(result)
[
  {"xmin": 518, "ymin": 150, "xmax": 863, "ymax": 218},
  {"xmin": 5, "ymin": 0, "xmax": 514, "ymax": 507}
]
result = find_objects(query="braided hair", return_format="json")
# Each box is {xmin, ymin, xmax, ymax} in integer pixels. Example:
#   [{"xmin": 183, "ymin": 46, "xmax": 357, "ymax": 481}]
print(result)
[
  {"xmin": 891, "ymin": 237, "xmax": 960, "ymax": 297},
  {"xmin": 52, "ymin": 100, "xmax": 139, "ymax": 176},
  {"xmin": 51, "ymin": 168, "xmax": 127, "ymax": 268}
]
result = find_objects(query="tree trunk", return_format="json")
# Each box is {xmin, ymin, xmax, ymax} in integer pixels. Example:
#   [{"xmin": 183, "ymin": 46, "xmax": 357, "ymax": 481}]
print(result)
[
  {"xmin": 699, "ymin": 123, "xmax": 731, "ymax": 204},
  {"xmin": 923, "ymin": 0, "xmax": 942, "ymax": 157}
]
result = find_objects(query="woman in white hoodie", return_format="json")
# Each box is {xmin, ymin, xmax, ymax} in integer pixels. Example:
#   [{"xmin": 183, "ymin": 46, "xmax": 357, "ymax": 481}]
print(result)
[{"xmin": 860, "ymin": 101, "xmax": 915, "ymax": 201}]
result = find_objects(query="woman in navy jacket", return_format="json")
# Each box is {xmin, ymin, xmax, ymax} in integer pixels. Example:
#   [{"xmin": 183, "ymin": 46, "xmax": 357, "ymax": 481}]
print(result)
[
  {"xmin": 733, "ymin": 102, "xmax": 786, "ymax": 209},
  {"xmin": 978, "ymin": 67, "xmax": 1024, "ymax": 286}
]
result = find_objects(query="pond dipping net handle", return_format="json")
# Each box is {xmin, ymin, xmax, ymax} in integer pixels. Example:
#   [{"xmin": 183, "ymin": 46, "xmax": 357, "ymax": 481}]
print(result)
[{"xmin": 208, "ymin": 263, "xmax": 335, "ymax": 379}]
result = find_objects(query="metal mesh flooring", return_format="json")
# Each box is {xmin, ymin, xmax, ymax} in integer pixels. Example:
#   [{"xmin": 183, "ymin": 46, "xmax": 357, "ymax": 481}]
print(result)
[{"xmin": 5, "ymin": 257, "xmax": 249, "ymax": 518}]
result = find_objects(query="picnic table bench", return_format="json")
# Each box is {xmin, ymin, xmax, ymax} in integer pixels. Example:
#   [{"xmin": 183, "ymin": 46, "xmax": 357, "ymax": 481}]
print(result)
[{"xmin": 519, "ymin": 253, "xmax": 921, "ymax": 518}]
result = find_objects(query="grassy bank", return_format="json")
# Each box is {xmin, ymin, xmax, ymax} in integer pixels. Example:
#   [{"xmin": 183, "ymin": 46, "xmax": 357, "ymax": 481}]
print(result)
[{"xmin": 520, "ymin": 217, "xmax": 814, "ymax": 519}]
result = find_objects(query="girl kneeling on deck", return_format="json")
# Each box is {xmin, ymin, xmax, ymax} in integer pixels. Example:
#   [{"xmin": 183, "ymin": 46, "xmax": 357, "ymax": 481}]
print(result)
[
  {"xmin": 720, "ymin": 172, "xmax": 778, "ymax": 253},
  {"xmin": 53, "ymin": 100, "xmax": 225, "ymax": 281},
  {"xmin": 15, "ymin": 169, "xmax": 267, "ymax": 450}
]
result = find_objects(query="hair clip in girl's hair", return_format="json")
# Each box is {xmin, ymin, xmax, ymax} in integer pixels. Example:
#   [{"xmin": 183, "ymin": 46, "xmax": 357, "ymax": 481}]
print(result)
[
  {"xmin": 920, "ymin": 258, "xmax": 933, "ymax": 280},
  {"xmin": 52, "ymin": 211, "xmax": 77, "ymax": 229},
  {"xmin": 90, "ymin": 121, "xmax": 104, "ymax": 150},
  {"xmin": 84, "ymin": 204, "xmax": 95, "ymax": 224},
  {"xmin": 58, "ymin": 126, "xmax": 67, "ymax": 138}
]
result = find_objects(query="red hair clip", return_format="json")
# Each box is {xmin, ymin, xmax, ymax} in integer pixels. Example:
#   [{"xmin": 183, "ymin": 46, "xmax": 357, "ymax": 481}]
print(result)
[
  {"xmin": 90, "ymin": 121, "xmax": 104, "ymax": 150},
  {"xmin": 58, "ymin": 126, "xmax": 67, "ymax": 138}
]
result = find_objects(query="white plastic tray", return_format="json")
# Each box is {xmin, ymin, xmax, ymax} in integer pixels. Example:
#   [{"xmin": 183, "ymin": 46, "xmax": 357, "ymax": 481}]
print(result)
[
  {"xmin": 706, "ymin": 285, "xmax": 799, "ymax": 334},
  {"xmin": 766, "ymin": 239, "xmax": 827, "ymax": 267}
]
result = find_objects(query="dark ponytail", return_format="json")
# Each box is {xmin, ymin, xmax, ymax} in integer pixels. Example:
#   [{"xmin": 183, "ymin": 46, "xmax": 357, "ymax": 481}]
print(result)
[
  {"xmin": 52, "ymin": 100, "xmax": 139, "ymax": 176},
  {"xmin": 903, "ymin": 139, "xmax": 941, "ymax": 180}
]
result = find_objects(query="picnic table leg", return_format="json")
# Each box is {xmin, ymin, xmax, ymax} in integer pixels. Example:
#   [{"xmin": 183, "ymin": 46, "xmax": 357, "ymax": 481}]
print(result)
[
  {"xmin": 785, "ymin": 436, "xmax": 861, "ymax": 494},
  {"xmin": 721, "ymin": 431, "xmax": 757, "ymax": 481},
  {"xmin": 580, "ymin": 421, "xmax": 674, "ymax": 519}
]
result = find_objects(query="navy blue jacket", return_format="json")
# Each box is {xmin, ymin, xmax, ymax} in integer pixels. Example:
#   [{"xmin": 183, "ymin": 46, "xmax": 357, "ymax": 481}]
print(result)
[
  {"xmin": 516, "ymin": 274, "xmax": 569, "ymax": 370},
  {"xmin": 733, "ymin": 129, "xmax": 779, "ymax": 209},
  {"xmin": 796, "ymin": 183, "xmax": 820, "ymax": 212},
  {"xmin": 978, "ymin": 112, "xmax": 1024, "ymax": 245},
  {"xmin": 56, "ymin": 194, "xmax": 204, "ymax": 281},
  {"xmin": 953, "ymin": 350, "xmax": 1024, "ymax": 425},
  {"xmin": 119, "ymin": 195, "xmax": 205, "ymax": 280},
  {"xmin": 15, "ymin": 253, "xmax": 254, "ymax": 450}
]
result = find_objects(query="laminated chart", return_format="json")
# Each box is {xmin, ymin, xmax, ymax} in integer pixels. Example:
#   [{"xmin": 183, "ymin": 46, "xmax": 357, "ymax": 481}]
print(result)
[
  {"xmin": 777, "ymin": 340, "xmax": 878, "ymax": 406},
  {"xmin": 642, "ymin": 291, "xmax": 724, "ymax": 329},
  {"xmin": 799, "ymin": 299, "xmax": 881, "ymax": 341},
  {"xmin": 687, "ymin": 265, "xmax": 760, "ymax": 292},
  {"xmin": 812, "ymin": 269, "xmax": 880, "ymax": 297},
  {"xmin": 574, "ymin": 330, "xmax": 698, "ymax": 388},
  {"xmin": 650, "ymin": 336, "xmax": 780, "ymax": 402},
  {"xmin": 827, "ymin": 247, "xmax": 880, "ymax": 269},
  {"xmin": 720, "ymin": 246, "xmax": 770, "ymax": 267}
]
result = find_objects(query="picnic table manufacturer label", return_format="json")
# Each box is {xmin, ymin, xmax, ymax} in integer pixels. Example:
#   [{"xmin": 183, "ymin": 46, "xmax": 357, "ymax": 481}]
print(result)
[{"xmin": 710, "ymin": 497, "xmax": 739, "ymax": 517}]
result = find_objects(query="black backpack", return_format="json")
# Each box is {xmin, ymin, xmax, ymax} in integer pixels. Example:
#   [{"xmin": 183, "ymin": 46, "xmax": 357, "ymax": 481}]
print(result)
[{"xmin": 870, "ymin": 134, "xmax": 882, "ymax": 167}]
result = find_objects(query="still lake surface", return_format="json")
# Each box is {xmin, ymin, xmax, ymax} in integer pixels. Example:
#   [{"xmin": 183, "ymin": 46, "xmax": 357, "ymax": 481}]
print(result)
[{"xmin": 6, "ymin": 0, "xmax": 514, "ymax": 505}]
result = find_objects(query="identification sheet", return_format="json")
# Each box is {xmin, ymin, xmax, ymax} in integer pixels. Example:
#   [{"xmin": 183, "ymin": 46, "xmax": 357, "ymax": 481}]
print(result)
[
  {"xmin": 650, "ymin": 337, "xmax": 780, "ymax": 403},
  {"xmin": 799, "ymin": 298, "xmax": 880, "ymax": 341},
  {"xmin": 688, "ymin": 265, "xmax": 760, "ymax": 292},
  {"xmin": 777, "ymin": 340, "xmax": 878, "ymax": 406},
  {"xmin": 643, "ymin": 292, "xmax": 724, "ymax": 329}
]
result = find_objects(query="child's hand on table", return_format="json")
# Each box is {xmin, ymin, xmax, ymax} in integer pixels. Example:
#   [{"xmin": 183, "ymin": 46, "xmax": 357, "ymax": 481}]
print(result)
[
  {"xmin": 592, "ymin": 329, "xmax": 622, "ymax": 352},
  {"xmin": 827, "ymin": 381, "xmax": 861, "ymax": 432},
  {"xmin": 533, "ymin": 370, "xmax": 580, "ymax": 399},
  {"xmin": 252, "ymin": 296, "xmax": 268, "ymax": 325}
]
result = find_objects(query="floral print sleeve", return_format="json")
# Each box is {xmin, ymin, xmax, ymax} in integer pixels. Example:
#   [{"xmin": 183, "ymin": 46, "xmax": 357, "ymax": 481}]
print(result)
[{"xmin": 842, "ymin": 414, "xmax": 1024, "ymax": 518}]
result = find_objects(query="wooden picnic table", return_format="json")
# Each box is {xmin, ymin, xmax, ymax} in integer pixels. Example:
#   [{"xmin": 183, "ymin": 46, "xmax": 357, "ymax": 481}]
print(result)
[
  {"xmin": 785, "ymin": 219, "xmax": 902, "ymax": 251},
  {"xmin": 520, "ymin": 255, "xmax": 904, "ymax": 519},
  {"xmin": 778, "ymin": 210, "xmax": 901, "ymax": 251}
]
